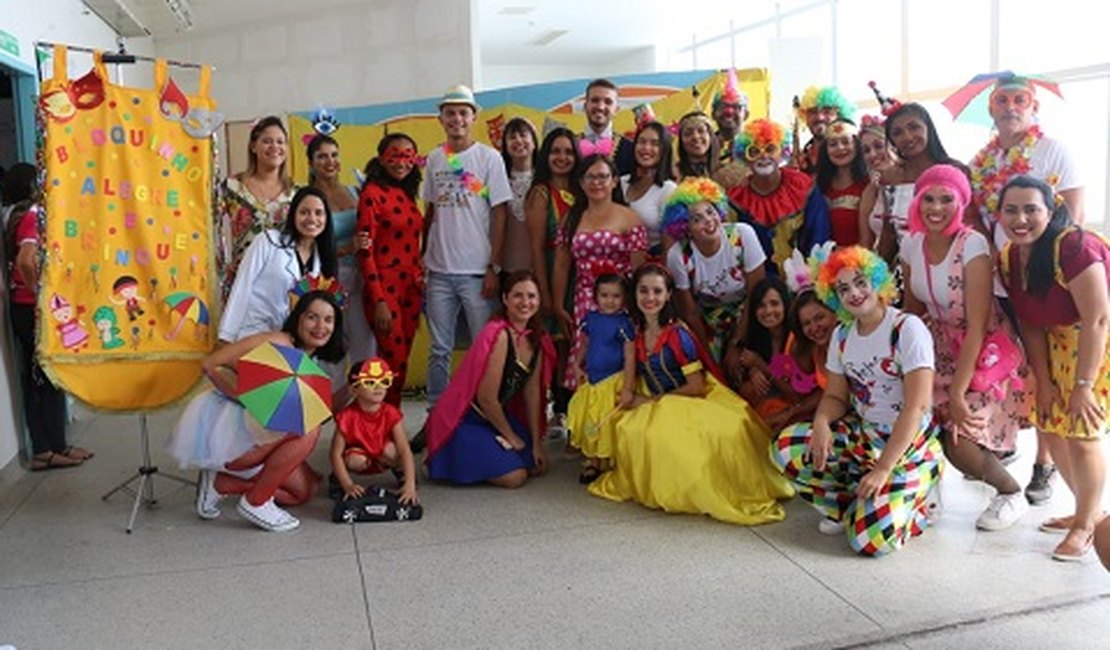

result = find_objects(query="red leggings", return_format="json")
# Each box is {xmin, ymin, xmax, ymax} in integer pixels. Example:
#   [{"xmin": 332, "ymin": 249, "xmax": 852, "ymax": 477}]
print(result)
[
  {"xmin": 214, "ymin": 428, "xmax": 321, "ymax": 507},
  {"xmin": 365, "ymin": 273, "xmax": 422, "ymax": 407}
]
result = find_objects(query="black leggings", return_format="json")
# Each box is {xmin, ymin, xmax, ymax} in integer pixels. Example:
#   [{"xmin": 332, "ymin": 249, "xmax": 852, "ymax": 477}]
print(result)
[{"xmin": 10, "ymin": 302, "xmax": 68, "ymax": 455}]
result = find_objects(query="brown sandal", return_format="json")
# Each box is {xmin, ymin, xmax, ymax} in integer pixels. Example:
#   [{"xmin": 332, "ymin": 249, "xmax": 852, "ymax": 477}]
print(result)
[
  {"xmin": 30, "ymin": 452, "xmax": 84, "ymax": 471},
  {"xmin": 62, "ymin": 446, "xmax": 95, "ymax": 461}
]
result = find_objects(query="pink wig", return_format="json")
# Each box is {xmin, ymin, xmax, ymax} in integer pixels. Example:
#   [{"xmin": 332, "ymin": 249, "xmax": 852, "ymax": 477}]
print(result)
[{"xmin": 907, "ymin": 164, "xmax": 971, "ymax": 237}]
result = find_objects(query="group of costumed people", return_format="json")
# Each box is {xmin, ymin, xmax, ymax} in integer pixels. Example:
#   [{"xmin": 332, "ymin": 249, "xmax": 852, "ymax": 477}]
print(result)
[{"xmin": 135, "ymin": 70, "xmax": 1110, "ymax": 567}]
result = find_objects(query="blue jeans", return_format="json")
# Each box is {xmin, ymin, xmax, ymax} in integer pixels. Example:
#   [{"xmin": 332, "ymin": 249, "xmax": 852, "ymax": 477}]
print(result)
[{"xmin": 425, "ymin": 271, "xmax": 494, "ymax": 406}]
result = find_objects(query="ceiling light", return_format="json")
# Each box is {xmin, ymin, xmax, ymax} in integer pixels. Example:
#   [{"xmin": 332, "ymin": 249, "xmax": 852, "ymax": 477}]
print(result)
[
  {"xmin": 531, "ymin": 29, "xmax": 568, "ymax": 47},
  {"xmin": 498, "ymin": 6, "xmax": 535, "ymax": 15},
  {"xmin": 164, "ymin": 0, "xmax": 194, "ymax": 30}
]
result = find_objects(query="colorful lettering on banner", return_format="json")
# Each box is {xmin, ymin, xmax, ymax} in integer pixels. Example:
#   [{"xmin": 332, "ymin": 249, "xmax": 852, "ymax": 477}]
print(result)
[{"xmin": 37, "ymin": 45, "xmax": 221, "ymax": 411}]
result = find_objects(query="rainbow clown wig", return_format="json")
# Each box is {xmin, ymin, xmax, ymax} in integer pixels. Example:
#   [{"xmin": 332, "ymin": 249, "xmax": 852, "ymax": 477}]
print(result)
[
  {"xmin": 660, "ymin": 177, "xmax": 728, "ymax": 240},
  {"xmin": 797, "ymin": 85, "xmax": 857, "ymax": 122},
  {"xmin": 733, "ymin": 118, "xmax": 792, "ymax": 163},
  {"xmin": 906, "ymin": 164, "xmax": 971, "ymax": 237},
  {"xmin": 815, "ymin": 246, "xmax": 896, "ymax": 323}
]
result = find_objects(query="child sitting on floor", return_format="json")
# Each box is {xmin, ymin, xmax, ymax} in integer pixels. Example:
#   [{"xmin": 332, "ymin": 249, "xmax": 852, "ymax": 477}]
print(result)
[{"xmin": 331, "ymin": 358, "xmax": 419, "ymax": 506}]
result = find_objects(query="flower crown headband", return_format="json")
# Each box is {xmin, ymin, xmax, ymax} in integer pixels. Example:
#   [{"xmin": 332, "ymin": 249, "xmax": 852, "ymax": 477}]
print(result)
[
  {"xmin": 782, "ymin": 242, "xmax": 836, "ymax": 295},
  {"xmin": 289, "ymin": 275, "xmax": 346, "ymax": 310}
]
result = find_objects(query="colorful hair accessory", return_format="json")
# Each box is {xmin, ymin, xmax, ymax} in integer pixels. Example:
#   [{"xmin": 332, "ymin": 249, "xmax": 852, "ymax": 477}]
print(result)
[
  {"xmin": 814, "ymin": 246, "xmax": 896, "ymax": 323},
  {"xmin": 632, "ymin": 103, "xmax": 657, "ymax": 129},
  {"xmin": 660, "ymin": 177, "xmax": 728, "ymax": 240},
  {"xmin": 289, "ymin": 275, "xmax": 347, "ymax": 309},
  {"xmin": 907, "ymin": 164, "xmax": 971, "ymax": 236},
  {"xmin": 859, "ymin": 114, "xmax": 886, "ymax": 137},
  {"xmin": 589, "ymin": 259, "xmax": 621, "ymax": 280},
  {"xmin": 797, "ymin": 85, "xmax": 856, "ymax": 121},
  {"xmin": 712, "ymin": 68, "xmax": 749, "ymax": 110},
  {"xmin": 867, "ymin": 81, "xmax": 902, "ymax": 116},
  {"xmin": 734, "ymin": 118, "xmax": 792, "ymax": 162},
  {"xmin": 783, "ymin": 241, "xmax": 835, "ymax": 295},
  {"xmin": 350, "ymin": 357, "xmax": 394, "ymax": 388},
  {"xmin": 826, "ymin": 118, "xmax": 858, "ymax": 140},
  {"xmin": 311, "ymin": 106, "xmax": 339, "ymax": 136},
  {"xmin": 442, "ymin": 144, "xmax": 490, "ymax": 199},
  {"xmin": 679, "ymin": 112, "xmax": 714, "ymax": 135}
]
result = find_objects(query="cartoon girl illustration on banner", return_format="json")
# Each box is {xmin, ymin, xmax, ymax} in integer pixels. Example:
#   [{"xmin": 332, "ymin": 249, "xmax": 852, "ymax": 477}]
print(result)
[{"xmin": 50, "ymin": 293, "xmax": 90, "ymax": 351}]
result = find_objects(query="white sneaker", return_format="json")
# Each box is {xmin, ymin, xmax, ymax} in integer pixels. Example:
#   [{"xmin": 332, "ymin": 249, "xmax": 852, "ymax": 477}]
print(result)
[
  {"xmin": 925, "ymin": 487, "xmax": 943, "ymax": 524},
  {"xmin": 976, "ymin": 492, "xmax": 1029, "ymax": 531},
  {"xmin": 818, "ymin": 518, "xmax": 845, "ymax": 535},
  {"xmin": 236, "ymin": 496, "xmax": 300, "ymax": 532},
  {"xmin": 547, "ymin": 413, "xmax": 568, "ymax": 442},
  {"xmin": 195, "ymin": 470, "xmax": 222, "ymax": 520}
]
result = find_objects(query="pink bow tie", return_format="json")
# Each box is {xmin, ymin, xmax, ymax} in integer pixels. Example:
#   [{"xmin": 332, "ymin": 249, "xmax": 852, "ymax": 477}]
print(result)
[{"xmin": 579, "ymin": 137, "xmax": 614, "ymax": 158}]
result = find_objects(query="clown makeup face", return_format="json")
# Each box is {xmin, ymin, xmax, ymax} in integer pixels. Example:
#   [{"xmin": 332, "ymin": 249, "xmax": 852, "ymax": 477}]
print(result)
[
  {"xmin": 298, "ymin": 298, "xmax": 336, "ymax": 351},
  {"xmin": 888, "ymin": 113, "xmax": 928, "ymax": 160},
  {"xmin": 503, "ymin": 279, "xmax": 540, "ymax": 325},
  {"xmin": 595, "ymin": 280, "xmax": 625, "ymax": 315},
  {"xmin": 919, "ymin": 186, "xmax": 960, "ymax": 234},
  {"xmin": 310, "ymin": 142, "xmax": 341, "ymax": 181},
  {"xmin": 713, "ymin": 102, "xmax": 746, "ymax": 133},
  {"xmin": 585, "ymin": 86, "xmax": 618, "ymax": 132},
  {"xmin": 548, "ymin": 136, "xmax": 576, "ymax": 177},
  {"xmin": 506, "ymin": 127, "xmax": 536, "ymax": 167},
  {"xmin": 756, "ymin": 287, "xmax": 787, "ymax": 331},
  {"xmin": 989, "ymin": 88, "xmax": 1037, "ymax": 139},
  {"xmin": 382, "ymin": 140, "xmax": 416, "ymax": 182},
  {"xmin": 826, "ymin": 133, "xmax": 857, "ymax": 168},
  {"xmin": 834, "ymin": 268, "xmax": 880, "ymax": 319},
  {"xmin": 439, "ymin": 104, "xmax": 476, "ymax": 140},
  {"xmin": 636, "ymin": 272, "xmax": 670, "ymax": 317},
  {"xmin": 634, "ymin": 128, "xmax": 663, "ymax": 169},
  {"xmin": 798, "ymin": 301, "xmax": 835, "ymax": 347},
  {"xmin": 581, "ymin": 159, "xmax": 617, "ymax": 202},
  {"xmin": 681, "ymin": 120, "xmax": 712, "ymax": 159},
  {"xmin": 749, "ymin": 144, "xmax": 781, "ymax": 177},
  {"xmin": 860, "ymin": 131, "xmax": 893, "ymax": 172},
  {"xmin": 294, "ymin": 194, "xmax": 328, "ymax": 241},
  {"xmin": 687, "ymin": 201, "xmax": 721, "ymax": 246},
  {"xmin": 252, "ymin": 125, "xmax": 287, "ymax": 171},
  {"xmin": 999, "ymin": 186, "xmax": 1051, "ymax": 247},
  {"xmin": 806, "ymin": 106, "xmax": 839, "ymax": 137}
]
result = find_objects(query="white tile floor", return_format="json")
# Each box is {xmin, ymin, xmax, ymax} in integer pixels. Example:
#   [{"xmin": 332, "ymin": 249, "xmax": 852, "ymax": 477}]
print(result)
[{"xmin": 0, "ymin": 402, "xmax": 1108, "ymax": 650}]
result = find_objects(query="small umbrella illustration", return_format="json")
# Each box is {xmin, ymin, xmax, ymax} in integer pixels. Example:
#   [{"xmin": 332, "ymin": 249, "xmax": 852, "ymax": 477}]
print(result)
[
  {"xmin": 164, "ymin": 292, "xmax": 210, "ymax": 340},
  {"xmin": 237, "ymin": 341, "xmax": 332, "ymax": 436},
  {"xmin": 941, "ymin": 71, "xmax": 1063, "ymax": 126}
]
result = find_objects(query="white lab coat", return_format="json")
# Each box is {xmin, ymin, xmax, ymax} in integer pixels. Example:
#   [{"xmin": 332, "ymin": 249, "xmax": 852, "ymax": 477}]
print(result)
[{"xmin": 218, "ymin": 230, "xmax": 321, "ymax": 343}]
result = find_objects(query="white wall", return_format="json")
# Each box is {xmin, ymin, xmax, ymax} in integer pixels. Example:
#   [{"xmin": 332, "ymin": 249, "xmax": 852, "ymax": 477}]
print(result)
[
  {"xmin": 0, "ymin": 0, "xmax": 153, "ymax": 470},
  {"xmin": 482, "ymin": 47, "xmax": 657, "ymax": 91},
  {"xmin": 153, "ymin": 0, "xmax": 479, "ymax": 121}
]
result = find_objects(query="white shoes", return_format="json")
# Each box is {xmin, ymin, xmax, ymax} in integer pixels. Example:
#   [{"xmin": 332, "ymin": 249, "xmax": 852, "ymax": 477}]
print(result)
[
  {"xmin": 237, "ymin": 496, "xmax": 300, "ymax": 532},
  {"xmin": 818, "ymin": 518, "xmax": 845, "ymax": 535},
  {"xmin": 976, "ymin": 491, "xmax": 1029, "ymax": 531},
  {"xmin": 195, "ymin": 469, "xmax": 222, "ymax": 520}
]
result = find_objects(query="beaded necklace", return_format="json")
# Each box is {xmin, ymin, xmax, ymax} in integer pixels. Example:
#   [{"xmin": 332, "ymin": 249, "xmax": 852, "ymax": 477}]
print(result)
[
  {"xmin": 970, "ymin": 125, "xmax": 1042, "ymax": 220},
  {"xmin": 442, "ymin": 144, "xmax": 489, "ymax": 200}
]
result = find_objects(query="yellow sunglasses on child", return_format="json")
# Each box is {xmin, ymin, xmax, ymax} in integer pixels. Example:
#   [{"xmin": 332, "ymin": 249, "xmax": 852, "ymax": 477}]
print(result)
[{"xmin": 354, "ymin": 376, "xmax": 393, "ymax": 390}]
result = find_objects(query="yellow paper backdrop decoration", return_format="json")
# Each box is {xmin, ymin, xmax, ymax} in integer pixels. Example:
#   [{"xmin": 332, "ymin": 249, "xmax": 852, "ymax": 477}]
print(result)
[{"xmin": 37, "ymin": 45, "xmax": 219, "ymax": 411}]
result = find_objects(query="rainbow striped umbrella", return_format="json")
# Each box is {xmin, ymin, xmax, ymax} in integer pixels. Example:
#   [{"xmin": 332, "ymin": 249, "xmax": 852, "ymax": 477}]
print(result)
[
  {"xmin": 237, "ymin": 342, "xmax": 332, "ymax": 436},
  {"xmin": 164, "ymin": 292, "xmax": 210, "ymax": 340}
]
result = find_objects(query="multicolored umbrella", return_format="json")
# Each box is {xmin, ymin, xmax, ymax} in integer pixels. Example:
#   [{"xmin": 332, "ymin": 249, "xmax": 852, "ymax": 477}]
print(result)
[
  {"xmin": 163, "ymin": 292, "xmax": 210, "ymax": 340},
  {"xmin": 237, "ymin": 342, "xmax": 332, "ymax": 436},
  {"xmin": 941, "ymin": 71, "xmax": 1063, "ymax": 126}
]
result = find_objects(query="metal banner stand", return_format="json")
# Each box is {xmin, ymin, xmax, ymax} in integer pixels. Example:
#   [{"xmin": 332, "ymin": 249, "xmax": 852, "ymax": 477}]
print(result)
[{"xmin": 101, "ymin": 414, "xmax": 194, "ymax": 533}]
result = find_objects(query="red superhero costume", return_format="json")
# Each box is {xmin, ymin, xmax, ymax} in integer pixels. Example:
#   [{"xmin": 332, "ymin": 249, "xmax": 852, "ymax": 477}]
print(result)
[{"xmin": 357, "ymin": 182, "xmax": 424, "ymax": 407}]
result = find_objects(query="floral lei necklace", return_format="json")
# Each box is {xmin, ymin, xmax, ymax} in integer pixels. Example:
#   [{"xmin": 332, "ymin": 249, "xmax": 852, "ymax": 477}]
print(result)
[
  {"xmin": 442, "ymin": 144, "xmax": 489, "ymax": 200},
  {"xmin": 970, "ymin": 125, "xmax": 1042, "ymax": 219}
]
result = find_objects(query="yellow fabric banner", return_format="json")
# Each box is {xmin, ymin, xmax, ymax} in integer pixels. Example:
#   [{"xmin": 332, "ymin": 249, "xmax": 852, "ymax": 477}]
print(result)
[{"xmin": 37, "ymin": 45, "xmax": 219, "ymax": 411}]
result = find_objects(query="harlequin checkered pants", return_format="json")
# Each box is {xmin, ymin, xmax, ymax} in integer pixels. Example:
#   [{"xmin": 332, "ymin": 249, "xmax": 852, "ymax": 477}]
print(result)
[{"xmin": 771, "ymin": 416, "xmax": 943, "ymax": 557}]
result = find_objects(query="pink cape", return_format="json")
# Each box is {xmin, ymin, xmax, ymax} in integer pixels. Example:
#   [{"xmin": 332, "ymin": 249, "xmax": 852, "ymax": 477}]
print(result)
[{"xmin": 425, "ymin": 318, "xmax": 556, "ymax": 459}]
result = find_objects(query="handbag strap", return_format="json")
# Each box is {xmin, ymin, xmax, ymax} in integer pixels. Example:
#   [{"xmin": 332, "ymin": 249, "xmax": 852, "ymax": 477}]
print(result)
[{"xmin": 921, "ymin": 231, "xmax": 970, "ymax": 343}]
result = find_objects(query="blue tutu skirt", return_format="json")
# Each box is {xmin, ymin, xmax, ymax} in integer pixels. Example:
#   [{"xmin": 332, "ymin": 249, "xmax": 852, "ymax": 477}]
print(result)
[
  {"xmin": 167, "ymin": 389, "xmax": 281, "ymax": 470},
  {"xmin": 427, "ymin": 408, "xmax": 534, "ymax": 484}
]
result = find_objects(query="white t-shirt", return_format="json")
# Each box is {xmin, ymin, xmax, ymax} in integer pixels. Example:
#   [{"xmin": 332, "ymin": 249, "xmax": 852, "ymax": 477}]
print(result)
[
  {"xmin": 902, "ymin": 230, "xmax": 990, "ymax": 322},
  {"xmin": 422, "ymin": 142, "xmax": 513, "ymax": 274},
  {"xmin": 620, "ymin": 176, "xmax": 677, "ymax": 251},
  {"xmin": 667, "ymin": 222, "xmax": 766, "ymax": 305},
  {"xmin": 826, "ymin": 306, "xmax": 934, "ymax": 427}
]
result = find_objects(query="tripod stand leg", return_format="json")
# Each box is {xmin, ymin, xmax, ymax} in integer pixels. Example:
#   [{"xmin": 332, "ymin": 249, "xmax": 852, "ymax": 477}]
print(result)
[{"xmin": 126, "ymin": 473, "xmax": 149, "ymax": 534}]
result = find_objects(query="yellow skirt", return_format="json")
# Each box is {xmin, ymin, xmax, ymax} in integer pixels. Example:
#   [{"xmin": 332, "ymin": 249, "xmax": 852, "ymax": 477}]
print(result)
[
  {"xmin": 567, "ymin": 372, "xmax": 623, "ymax": 459},
  {"xmin": 1038, "ymin": 324, "xmax": 1110, "ymax": 439},
  {"xmin": 589, "ymin": 376, "xmax": 794, "ymax": 525}
]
